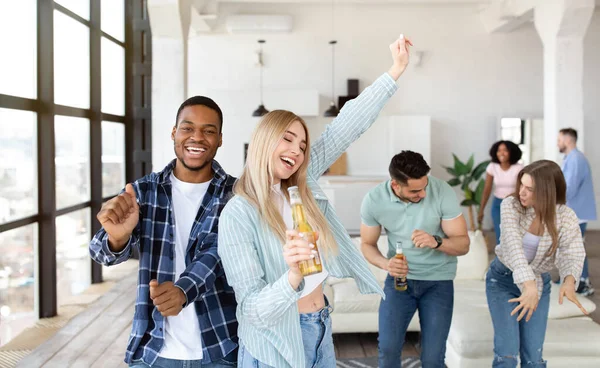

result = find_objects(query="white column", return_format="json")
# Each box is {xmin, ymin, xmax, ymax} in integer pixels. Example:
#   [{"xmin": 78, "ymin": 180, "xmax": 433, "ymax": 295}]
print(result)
[
  {"xmin": 148, "ymin": 0, "xmax": 191, "ymax": 170},
  {"xmin": 534, "ymin": 0, "xmax": 595, "ymax": 160}
]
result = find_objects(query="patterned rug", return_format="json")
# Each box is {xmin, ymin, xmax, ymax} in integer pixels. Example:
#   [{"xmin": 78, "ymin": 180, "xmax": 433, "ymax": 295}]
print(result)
[{"xmin": 337, "ymin": 356, "xmax": 422, "ymax": 368}]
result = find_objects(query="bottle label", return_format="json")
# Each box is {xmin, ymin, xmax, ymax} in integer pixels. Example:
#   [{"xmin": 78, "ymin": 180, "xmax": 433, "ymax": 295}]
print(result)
[{"xmin": 395, "ymin": 276, "xmax": 407, "ymax": 290}]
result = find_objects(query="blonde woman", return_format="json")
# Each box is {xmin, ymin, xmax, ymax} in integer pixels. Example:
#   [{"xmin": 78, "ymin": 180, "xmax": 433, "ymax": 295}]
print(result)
[
  {"xmin": 217, "ymin": 34, "xmax": 412, "ymax": 368},
  {"xmin": 486, "ymin": 160, "xmax": 588, "ymax": 368}
]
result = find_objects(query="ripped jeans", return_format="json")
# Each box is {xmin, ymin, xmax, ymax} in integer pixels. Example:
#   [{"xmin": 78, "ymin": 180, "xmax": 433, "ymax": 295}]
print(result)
[{"xmin": 485, "ymin": 258, "xmax": 550, "ymax": 368}]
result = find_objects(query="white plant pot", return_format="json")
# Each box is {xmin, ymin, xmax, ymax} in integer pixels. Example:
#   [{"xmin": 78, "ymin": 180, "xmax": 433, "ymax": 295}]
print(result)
[{"xmin": 455, "ymin": 230, "xmax": 489, "ymax": 281}]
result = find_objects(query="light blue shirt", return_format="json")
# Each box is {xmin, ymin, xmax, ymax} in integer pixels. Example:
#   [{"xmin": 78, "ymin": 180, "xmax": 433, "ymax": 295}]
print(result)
[
  {"xmin": 562, "ymin": 148, "xmax": 597, "ymax": 221},
  {"xmin": 218, "ymin": 73, "xmax": 397, "ymax": 368}
]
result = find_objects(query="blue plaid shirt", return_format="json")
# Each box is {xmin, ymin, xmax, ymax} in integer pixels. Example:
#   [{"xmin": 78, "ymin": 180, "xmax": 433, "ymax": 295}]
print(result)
[{"xmin": 89, "ymin": 159, "xmax": 238, "ymax": 366}]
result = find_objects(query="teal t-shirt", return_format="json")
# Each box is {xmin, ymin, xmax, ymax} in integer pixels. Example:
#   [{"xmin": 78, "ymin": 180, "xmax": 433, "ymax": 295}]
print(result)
[{"xmin": 360, "ymin": 176, "xmax": 462, "ymax": 281}]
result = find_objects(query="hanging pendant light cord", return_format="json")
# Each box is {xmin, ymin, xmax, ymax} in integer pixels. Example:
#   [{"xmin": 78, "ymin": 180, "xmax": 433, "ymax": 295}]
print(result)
[
  {"xmin": 331, "ymin": 42, "xmax": 335, "ymax": 103},
  {"xmin": 259, "ymin": 42, "xmax": 264, "ymax": 105},
  {"xmin": 330, "ymin": 0, "xmax": 336, "ymax": 104}
]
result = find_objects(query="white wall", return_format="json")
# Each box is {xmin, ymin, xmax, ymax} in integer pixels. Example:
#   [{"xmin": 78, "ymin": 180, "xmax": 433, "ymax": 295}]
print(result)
[
  {"xmin": 152, "ymin": 37, "xmax": 186, "ymax": 168},
  {"xmin": 582, "ymin": 14, "xmax": 600, "ymax": 230},
  {"xmin": 152, "ymin": 4, "xmax": 600, "ymax": 229}
]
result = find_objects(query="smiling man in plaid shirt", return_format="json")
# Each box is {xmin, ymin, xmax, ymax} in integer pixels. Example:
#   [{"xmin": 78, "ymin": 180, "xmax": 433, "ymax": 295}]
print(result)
[{"xmin": 89, "ymin": 96, "xmax": 238, "ymax": 367}]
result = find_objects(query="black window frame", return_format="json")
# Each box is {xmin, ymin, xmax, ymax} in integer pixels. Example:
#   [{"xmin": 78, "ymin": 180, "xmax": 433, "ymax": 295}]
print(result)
[{"xmin": 0, "ymin": 0, "xmax": 152, "ymax": 318}]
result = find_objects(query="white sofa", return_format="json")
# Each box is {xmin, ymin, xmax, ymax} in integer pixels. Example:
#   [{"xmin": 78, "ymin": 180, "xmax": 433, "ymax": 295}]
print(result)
[{"xmin": 325, "ymin": 233, "xmax": 600, "ymax": 367}]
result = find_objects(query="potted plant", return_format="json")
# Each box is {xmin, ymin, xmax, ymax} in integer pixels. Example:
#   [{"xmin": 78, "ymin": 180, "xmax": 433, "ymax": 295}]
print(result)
[
  {"xmin": 443, "ymin": 154, "xmax": 491, "ymax": 278},
  {"xmin": 444, "ymin": 154, "xmax": 490, "ymax": 231}
]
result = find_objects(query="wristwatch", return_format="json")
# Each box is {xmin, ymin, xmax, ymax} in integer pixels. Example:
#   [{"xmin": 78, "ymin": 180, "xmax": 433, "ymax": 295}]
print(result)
[{"xmin": 433, "ymin": 235, "xmax": 443, "ymax": 249}]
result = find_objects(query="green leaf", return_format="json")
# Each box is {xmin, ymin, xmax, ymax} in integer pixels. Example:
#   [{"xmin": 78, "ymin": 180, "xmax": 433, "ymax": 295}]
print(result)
[
  {"xmin": 447, "ymin": 178, "xmax": 461, "ymax": 186},
  {"xmin": 444, "ymin": 166, "xmax": 458, "ymax": 177},
  {"xmin": 465, "ymin": 154, "xmax": 475, "ymax": 172},
  {"xmin": 453, "ymin": 154, "xmax": 470, "ymax": 176},
  {"xmin": 464, "ymin": 188, "xmax": 473, "ymax": 200},
  {"xmin": 461, "ymin": 176, "xmax": 472, "ymax": 191},
  {"xmin": 460, "ymin": 199, "xmax": 478, "ymax": 207},
  {"xmin": 474, "ymin": 179, "xmax": 486, "ymax": 205},
  {"xmin": 471, "ymin": 160, "xmax": 491, "ymax": 181}
]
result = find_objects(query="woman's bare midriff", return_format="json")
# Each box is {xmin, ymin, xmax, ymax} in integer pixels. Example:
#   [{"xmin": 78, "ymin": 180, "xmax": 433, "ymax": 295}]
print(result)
[{"xmin": 297, "ymin": 284, "xmax": 325, "ymax": 313}]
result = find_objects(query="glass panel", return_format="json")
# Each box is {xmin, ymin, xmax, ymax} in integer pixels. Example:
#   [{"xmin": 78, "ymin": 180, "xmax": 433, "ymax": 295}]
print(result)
[
  {"xmin": 101, "ymin": 38, "xmax": 125, "ymax": 116},
  {"xmin": 102, "ymin": 122, "xmax": 126, "ymax": 197},
  {"xmin": 0, "ymin": 109, "xmax": 38, "ymax": 224},
  {"xmin": 101, "ymin": 0, "xmax": 125, "ymax": 42},
  {"xmin": 56, "ymin": 208, "xmax": 91, "ymax": 307},
  {"xmin": 500, "ymin": 118, "xmax": 524, "ymax": 145},
  {"xmin": 0, "ymin": 0, "xmax": 37, "ymax": 99},
  {"xmin": 0, "ymin": 223, "xmax": 37, "ymax": 347},
  {"xmin": 55, "ymin": 116, "xmax": 90, "ymax": 209},
  {"xmin": 54, "ymin": 0, "xmax": 89, "ymax": 20},
  {"xmin": 54, "ymin": 10, "xmax": 90, "ymax": 109}
]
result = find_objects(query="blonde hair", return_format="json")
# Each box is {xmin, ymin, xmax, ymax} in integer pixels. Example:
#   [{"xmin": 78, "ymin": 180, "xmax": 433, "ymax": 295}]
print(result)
[{"xmin": 234, "ymin": 110, "xmax": 338, "ymax": 256}]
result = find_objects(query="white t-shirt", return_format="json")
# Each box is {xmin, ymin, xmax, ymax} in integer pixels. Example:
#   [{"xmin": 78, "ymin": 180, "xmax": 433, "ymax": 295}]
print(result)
[
  {"xmin": 159, "ymin": 173, "xmax": 210, "ymax": 360},
  {"xmin": 271, "ymin": 184, "xmax": 328, "ymax": 298},
  {"xmin": 486, "ymin": 162, "xmax": 524, "ymax": 199}
]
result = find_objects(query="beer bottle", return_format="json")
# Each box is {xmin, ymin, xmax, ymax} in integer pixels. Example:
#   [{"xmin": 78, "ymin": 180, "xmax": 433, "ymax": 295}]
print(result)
[
  {"xmin": 288, "ymin": 186, "xmax": 322, "ymax": 276},
  {"xmin": 394, "ymin": 241, "xmax": 407, "ymax": 291}
]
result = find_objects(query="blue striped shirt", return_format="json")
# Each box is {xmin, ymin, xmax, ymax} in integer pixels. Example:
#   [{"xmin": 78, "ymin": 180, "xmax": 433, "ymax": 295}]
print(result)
[
  {"xmin": 89, "ymin": 160, "xmax": 238, "ymax": 366},
  {"xmin": 218, "ymin": 73, "xmax": 396, "ymax": 368}
]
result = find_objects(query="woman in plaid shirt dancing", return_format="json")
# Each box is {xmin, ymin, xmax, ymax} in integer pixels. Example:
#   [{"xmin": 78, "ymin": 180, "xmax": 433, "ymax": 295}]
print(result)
[{"xmin": 486, "ymin": 160, "xmax": 588, "ymax": 368}]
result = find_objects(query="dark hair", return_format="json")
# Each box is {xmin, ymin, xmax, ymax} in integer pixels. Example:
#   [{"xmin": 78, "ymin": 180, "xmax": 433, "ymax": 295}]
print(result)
[
  {"xmin": 175, "ymin": 96, "xmax": 224, "ymax": 132},
  {"xmin": 489, "ymin": 140, "xmax": 522, "ymax": 165},
  {"xmin": 559, "ymin": 128, "xmax": 578, "ymax": 142},
  {"xmin": 389, "ymin": 151, "xmax": 431, "ymax": 184}
]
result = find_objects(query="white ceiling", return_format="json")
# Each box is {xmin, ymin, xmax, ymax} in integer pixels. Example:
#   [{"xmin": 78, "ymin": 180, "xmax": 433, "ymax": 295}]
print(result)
[
  {"xmin": 216, "ymin": 0, "xmax": 490, "ymax": 4},
  {"xmin": 215, "ymin": 0, "xmax": 600, "ymax": 6}
]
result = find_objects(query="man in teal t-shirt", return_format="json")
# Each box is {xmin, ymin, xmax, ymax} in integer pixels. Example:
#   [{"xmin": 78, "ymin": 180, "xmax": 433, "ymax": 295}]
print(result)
[{"xmin": 360, "ymin": 150, "xmax": 469, "ymax": 368}]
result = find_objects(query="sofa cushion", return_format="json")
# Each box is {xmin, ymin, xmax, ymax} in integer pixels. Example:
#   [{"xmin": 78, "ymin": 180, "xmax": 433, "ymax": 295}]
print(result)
[
  {"xmin": 547, "ymin": 284, "xmax": 597, "ymax": 318},
  {"xmin": 448, "ymin": 306, "xmax": 600, "ymax": 359},
  {"xmin": 450, "ymin": 280, "xmax": 599, "ymax": 359},
  {"xmin": 447, "ymin": 304, "xmax": 493, "ymax": 358},
  {"xmin": 454, "ymin": 280, "xmax": 597, "ymax": 319},
  {"xmin": 331, "ymin": 280, "xmax": 382, "ymax": 314},
  {"xmin": 455, "ymin": 230, "xmax": 489, "ymax": 281}
]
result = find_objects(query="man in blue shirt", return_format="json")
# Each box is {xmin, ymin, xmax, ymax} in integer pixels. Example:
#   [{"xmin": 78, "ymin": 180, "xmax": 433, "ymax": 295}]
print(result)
[
  {"xmin": 90, "ymin": 96, "xmax": 238, "ymax": 367},
  {"xmin": 558, "ymin": 128, "xmax": 597, "ymax": 296}
]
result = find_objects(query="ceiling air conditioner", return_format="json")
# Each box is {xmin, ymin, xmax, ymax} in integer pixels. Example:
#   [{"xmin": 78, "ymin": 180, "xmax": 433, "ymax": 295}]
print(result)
[{"xmin": 226, "ymin": 15, "xmax": 293, "ymax": 34}]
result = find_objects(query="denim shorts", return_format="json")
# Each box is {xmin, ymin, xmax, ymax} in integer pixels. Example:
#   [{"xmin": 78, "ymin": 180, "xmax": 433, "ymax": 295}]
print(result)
[
  {"xmin": 239, "ymin": 298, "xmax": 336, "ymax": 368},
  {"xmin": 128, "ymin": 349, "xmax": 237, "ymax": 368}
]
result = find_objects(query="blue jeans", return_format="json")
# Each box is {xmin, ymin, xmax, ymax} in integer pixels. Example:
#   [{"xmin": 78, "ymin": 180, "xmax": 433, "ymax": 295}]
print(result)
[
  {"xmin": 238, "ymin": 303, "xmax": 335, "ymax": 368},
  {"xmin": 238, "ymin": 344, "xmax": 274, "ymax": 368},
  {"xmin": 580, "ymin": 223, "xmax": 589, "ymax": 279},
  {"xmin": 486, "ymin": 258, "xmax": 550, "ymax": 368},
  {"xmin": 129, "ymin": 349, "xmax": 237, "ymax": 368},
  {"xmin": 378, "ymin": 275, "xmax": 454, "ymax": 368},
  {"xmin": 492, "ymin": 196, "xmax": 503, "ymax": 246}
]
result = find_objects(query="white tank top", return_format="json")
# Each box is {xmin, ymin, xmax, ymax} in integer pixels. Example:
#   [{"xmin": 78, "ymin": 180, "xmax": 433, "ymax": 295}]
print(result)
[{"xmin": 522, "ymin": 231, "xmax": 541, "ymax": 263}]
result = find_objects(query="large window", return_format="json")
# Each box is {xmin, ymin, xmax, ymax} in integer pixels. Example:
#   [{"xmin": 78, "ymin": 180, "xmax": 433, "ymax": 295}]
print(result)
[
  {"xmin": 0, "ymin": 109, "xmax": 38, "ymax": 223},
  {"xmin": 0, "ymin": 0, "xmax": 151, "ymax": 347},
  {"xmin": 0, "ymin": 1, "xmax": 37, "ymax": 99}
]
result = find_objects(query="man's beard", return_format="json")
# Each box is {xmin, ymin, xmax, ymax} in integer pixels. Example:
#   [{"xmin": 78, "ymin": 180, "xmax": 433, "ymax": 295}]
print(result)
[
  {"xmin": 174, "ymin": 144, "xmax": 214, "ymax": 172},
  {"xmin": 180, "ymin": 159, "xmax": 211, "ymax": 171},
  {"xmin": 396, "ymin": 191, "xmax": 423, "ymax": 204}
]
